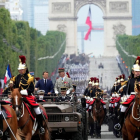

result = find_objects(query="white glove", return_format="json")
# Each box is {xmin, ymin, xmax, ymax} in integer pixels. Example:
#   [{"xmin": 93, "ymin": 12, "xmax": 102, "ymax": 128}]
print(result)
[
  {"xmin": 55, "ymin": 90, "xmax": 59, "ymax": 94},
  {"xmin": 20, "ymin": 90, "xmax": 28, "ymax": 95},
  {"xmin": 66, "ymin": 90, "xmax": 70, "ymax": 95}
]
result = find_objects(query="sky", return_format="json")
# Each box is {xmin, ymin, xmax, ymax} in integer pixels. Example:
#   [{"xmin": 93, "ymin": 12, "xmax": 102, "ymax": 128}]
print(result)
[{"xmin": 77, "ymin": 4, "xmax": 104, "ymax": 57}]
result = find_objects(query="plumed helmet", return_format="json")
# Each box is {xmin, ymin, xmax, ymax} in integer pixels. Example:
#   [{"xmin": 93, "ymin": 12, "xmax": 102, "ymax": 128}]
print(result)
[{"xmin": 18, "ymin": 55, "xmax": 27, "ymax": 70}]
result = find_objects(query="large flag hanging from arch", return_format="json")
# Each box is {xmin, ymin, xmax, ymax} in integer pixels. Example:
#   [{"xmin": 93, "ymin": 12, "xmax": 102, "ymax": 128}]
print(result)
[
  {"xmin": 84, "ymin": 6, "xmax": 92, "ymax": 40},
  {"xmin": 4, "ymin": 64, "xmax": 12, "ymax": 84}
]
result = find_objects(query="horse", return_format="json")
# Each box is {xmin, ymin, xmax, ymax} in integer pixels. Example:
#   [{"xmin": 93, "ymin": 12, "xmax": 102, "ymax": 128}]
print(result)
[
  {"xmin": 10, "ymin": 88, "xmax": 50, "ymax": 140},
  {"xmin": 0, "ymin": 102, "xmax": 21, "ymax": 140},
  {"xmin": 92, "ymin": 92, "xmax": 105, "ymax": 138},
  {"xmin": 122, "ymin": 82, "xmax": 140, "ymax": 140}
]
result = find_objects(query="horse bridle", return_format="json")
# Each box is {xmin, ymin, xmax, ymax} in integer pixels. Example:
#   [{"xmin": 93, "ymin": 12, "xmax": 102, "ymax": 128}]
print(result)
[
  {"xmin": 132, "ymin": 93, "xmax": 140, "ymax": 121},
  {"xmin": 12, "ymin": 97, "xmax": 24, "ymax": 119},
  {"xmin": 94, "ymin": 99, "xmax": 102, "ymax": 113}
]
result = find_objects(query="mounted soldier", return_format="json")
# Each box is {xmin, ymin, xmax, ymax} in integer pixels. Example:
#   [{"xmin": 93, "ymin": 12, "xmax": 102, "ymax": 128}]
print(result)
[
  {"xmin": 2, "ymin": 79, "xmax": 13, "ymax": 98},
  {"xmin": 114, "ymin": 56, "xmax": 140, "ymax": 131},
  {"xmin": 54, "ymin": 68, "xmax": 73, "ymax": 95},
  {"xmin": 84, "ymin": 78, "xmax": 92, "ymax": 96},
  {"xmin": 12, "ymin": 55, "xmax": 45, "ymax": 134},
  {"xmin": 94, "ymin": 78, "xmax": 107, "ymax": 116}
]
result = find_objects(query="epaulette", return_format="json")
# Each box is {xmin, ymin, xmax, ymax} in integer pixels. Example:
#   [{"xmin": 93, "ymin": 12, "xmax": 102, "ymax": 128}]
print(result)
[
  {"xmin": 11, "ymin": 76, "xmax": 16, "ymax": 82},
  {"xmin": 27, "ymin": 73, "xmax": 34, "ymax": 84},
  {"xmin": 121, "ymin": 80, "xmax": 128, "ymax": 86}
]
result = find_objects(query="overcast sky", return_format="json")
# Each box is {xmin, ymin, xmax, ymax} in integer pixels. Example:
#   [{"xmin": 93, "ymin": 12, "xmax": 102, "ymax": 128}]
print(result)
[{"xmin": 77, "ymin": 4, "xmax": 104, "ymax": 57}]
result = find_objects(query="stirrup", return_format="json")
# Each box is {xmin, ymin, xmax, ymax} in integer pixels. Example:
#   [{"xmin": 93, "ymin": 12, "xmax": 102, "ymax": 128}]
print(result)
[
  {"xmin": 40, "ymin": 127, "xmax": 45, "ymax": 135},
  {"xmin": 114, "ymin": 123, "xmax": 121, "ymax": 131},
  {"xmin": 0, "ymin": 130, "xmax": 3, "ymax": 138}
]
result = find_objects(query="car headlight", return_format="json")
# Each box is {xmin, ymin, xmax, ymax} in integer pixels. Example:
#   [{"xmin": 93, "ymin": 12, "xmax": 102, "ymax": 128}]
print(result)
[{"xmin": 65, "ymin": 117, "xmax": 69, "ymax": 122}]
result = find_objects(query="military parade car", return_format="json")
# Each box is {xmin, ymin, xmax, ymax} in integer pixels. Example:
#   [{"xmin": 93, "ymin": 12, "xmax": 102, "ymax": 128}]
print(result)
[{"xmin": 41, "ymin": 95, "xmax": 88, "ymax": 140}]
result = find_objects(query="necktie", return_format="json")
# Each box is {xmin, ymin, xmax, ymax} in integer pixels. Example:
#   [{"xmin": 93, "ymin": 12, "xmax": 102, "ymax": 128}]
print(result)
[
  {"xmin": 45, "ymin": 79, "xmax": 46, "ymax": 86},
  {"xmin": 62, "ymin": 78, "xmax": 63, "ymax": 81}
]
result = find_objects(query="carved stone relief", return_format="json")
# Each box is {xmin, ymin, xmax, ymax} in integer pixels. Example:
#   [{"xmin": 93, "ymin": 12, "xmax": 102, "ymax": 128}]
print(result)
[
  {"xmin": 74, "ymin": 0, "xmax": 106, "ymax": 15},
  {"xmin": 113, "ymin": 23, "xmax": 126, "ymax": 40},
  {"xmin": 57, "ymin": 24, "xmax": 67, "ymax": 32},
  {"xmin": 109, "ymin": 2, "xmax": 129, "ymax": 13},
  {"xmin": 52, "ymin": 2, "xmax": 71, "ymax": 13}
]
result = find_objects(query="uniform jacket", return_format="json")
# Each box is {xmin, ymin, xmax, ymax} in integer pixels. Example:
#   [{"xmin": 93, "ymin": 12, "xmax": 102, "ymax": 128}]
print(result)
[
  {"xmin": 54, "ymin": 76, "xmax": 73, "ymax": 93},
  {"xmin": 88, "ymin": 87, "xmax": 96, "ymax": 97},
  {"xmin": 57, "ymin": 96, "xmax": 71, "ymax": 102},
  {"xmin": 13, "ymin": 72, "xmax": 34, "ymax": 95},
  {"xmin": 124, "ymin": 76, "xmax": 140, "ymax": 95},
  {"xmin": 35, "ymin": 79, "xmax": 54, "ymax": 96},
  {"xmin": 2, "ymin": 87, "xmax": 11, "ymax": 96}
]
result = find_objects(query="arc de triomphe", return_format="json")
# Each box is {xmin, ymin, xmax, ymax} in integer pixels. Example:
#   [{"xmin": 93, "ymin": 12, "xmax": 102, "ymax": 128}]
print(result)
[{"xmin": 49, "ymin": 0, "xmax": 132, "ymax": 56}]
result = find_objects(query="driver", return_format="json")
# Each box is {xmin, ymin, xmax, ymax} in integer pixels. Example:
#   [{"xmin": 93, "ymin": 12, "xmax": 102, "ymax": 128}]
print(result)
[{"xmin": 57, "ymin": 87, "xmax": 71, "ymax": 102}]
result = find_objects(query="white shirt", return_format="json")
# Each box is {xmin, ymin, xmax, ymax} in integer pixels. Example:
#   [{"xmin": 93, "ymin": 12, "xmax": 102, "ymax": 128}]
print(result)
[{"xmin": 43, "ymin": 78, "xmax": 47, "ymax": 84}]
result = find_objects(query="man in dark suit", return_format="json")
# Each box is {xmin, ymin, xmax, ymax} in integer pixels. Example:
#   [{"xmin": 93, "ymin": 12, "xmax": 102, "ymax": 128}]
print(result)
[{"xmin": 35, "ymin": 71, "xmax": 54, "ymax": 96}]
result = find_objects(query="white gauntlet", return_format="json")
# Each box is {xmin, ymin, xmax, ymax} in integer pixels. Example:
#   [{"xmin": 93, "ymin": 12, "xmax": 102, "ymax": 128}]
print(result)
[
  {"xmin": 55, "ymin": 90, "xmax": 59, "ymax": 94},
  {"xmin": 20, "ymin": 90, "xmax": 28, "ymax": 95},
  {"xmin": 66, "ymin": 90, "xmax": 70, "ymax": 95}
]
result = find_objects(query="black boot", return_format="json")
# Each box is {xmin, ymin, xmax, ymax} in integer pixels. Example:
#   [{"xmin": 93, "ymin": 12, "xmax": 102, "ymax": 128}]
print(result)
[
  {"xmin": 0, "ymin": 114, "xmax": 3, "ymax": 138},
  {"xmin": 114, "ymin": 112, "xmax": 125, "ymax": 131},
  {"xmin": 37, "ymin": 114, "xmax": 45, "ymax": 135},
  {"xmin": 109, "ymin": 107, "xmax": 113, "ymax": 116},
  {"xmin": 104, "ymin": 108, "xmax": 106, "ymax": 116},
  {"xmin": 114, "ymin": 107, "xmax": 118, "ymax": 116}
]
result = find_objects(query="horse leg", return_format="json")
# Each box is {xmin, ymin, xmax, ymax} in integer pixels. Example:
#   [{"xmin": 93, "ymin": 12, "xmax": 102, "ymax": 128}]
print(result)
[
  {"xmin": 127, "ymin": 133, "xmax": 134, "ymax": 140},
  {"xmin": 93, "ymin": 121, "xmax": 97, "ymax": 138},
  {"xmin": 40, "ymin": 127, "xmax": 50, "ymax": 140},
  {"xmin": 25, "ymin": 133, "xmax": 32, "ymax": 140},
  {"xmin": 96, "ymin": 121, "xmax": 101, "ymax": 138}
]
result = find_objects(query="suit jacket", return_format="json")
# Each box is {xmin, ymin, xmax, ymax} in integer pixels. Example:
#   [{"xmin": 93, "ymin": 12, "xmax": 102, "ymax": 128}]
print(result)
[
  {"xmin": 35, "ymin": 79, "xmax": 54, "ymax": 96},
  {"xmin": 54, "ymin": 76, "xmax": 73, "ymax": 93}
]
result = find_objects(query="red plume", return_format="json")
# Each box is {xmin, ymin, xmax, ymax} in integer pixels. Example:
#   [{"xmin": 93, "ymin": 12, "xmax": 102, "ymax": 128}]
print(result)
[
  {"xmin": 94, "ymin": 77, "xmax": 96, "ymax": 83},
  {"xmin": 19, "ymin": 55, "xmax": 26, "ymax": 64},
  {"xmin": 122, "ymin": 74, "xmax": 125, "ymax": 79},
  {"xmin": 90, "ymin": 77, "xmax": 94, "ymax": 82},
  {"xmin": 66, "ymin": 72, "xmax": 70, "ymax": 78},
  {"xmin": 136, "ymin": 56, "xmax": 140, "ymax": 65},
  {"xmin": 136, "ymin": 56, "xmax": 140, "ymax": 61},
  {"xmin": 35, "ymin": 77, "xmax": 40, "ymax": 81}
]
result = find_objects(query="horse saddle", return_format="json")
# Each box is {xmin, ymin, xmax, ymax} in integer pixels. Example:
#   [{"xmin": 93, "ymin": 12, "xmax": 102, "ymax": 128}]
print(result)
[
  {"xmin": 23, "ymin": 102, "xmax": 48, "ymax": 121},
  {"xmin": 1, "ymin": 106, "xmax": 12, "ymax": 119},
  {"xmin": 0, "ymin": 100, "xmax": 11, "ymax": 105}
]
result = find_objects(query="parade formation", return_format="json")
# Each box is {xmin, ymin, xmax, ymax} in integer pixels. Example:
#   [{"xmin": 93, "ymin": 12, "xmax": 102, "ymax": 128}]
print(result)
[{"xmin": 0, "ymin": 54, "xmax": 140, "ymax": 140}]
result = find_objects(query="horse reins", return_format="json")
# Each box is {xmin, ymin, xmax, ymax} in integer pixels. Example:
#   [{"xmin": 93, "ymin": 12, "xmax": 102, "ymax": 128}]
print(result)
[
  {"xmin": 129, "ymin": 115, "xmax": 140, "ymax": 130},
  {"xmin": 13, "ymin": 102, "xmax": 31, "ymax": 130}
]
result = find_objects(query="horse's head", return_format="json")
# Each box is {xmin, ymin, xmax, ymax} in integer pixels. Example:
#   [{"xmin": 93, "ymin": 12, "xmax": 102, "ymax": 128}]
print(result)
[
  {"xmin": 95, "ymin": 92, "xmax": 102, "ymax": 101},
  {"xmin": 11, "ymin": 88, "xmax": 23, "ymax": 117}
]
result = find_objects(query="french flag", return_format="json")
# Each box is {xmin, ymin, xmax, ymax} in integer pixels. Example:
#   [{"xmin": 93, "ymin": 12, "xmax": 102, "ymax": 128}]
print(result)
[
  {"xmin": 4, "ymin": 64, "xmax": 12, "ymax": 84},
  {"xmin": 84, "ymin": 6, "xmax": 92, "ymax": 40}
]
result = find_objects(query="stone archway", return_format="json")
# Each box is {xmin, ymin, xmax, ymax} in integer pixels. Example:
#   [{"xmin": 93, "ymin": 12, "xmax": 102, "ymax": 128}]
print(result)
[{"xmin": 49, "ymin": 0, "xmax": 132, "ymax": 56}]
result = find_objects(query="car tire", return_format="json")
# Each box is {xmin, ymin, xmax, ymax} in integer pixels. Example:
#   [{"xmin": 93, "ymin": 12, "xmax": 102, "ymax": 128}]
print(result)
[
  {"xmin": 76, "ymin": 105, "xmax": 88, "ymax": 140},
  {"xmin": 72, "ymin": 126, "xmax": 83, "ymax": 140}
]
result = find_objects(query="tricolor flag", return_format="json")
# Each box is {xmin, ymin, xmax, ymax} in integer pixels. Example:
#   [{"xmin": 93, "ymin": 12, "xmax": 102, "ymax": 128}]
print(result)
[
  {"xmin": 4, "ymin": 64, "xmax": 12, "ymax": 84},
  {"xmin": 84, "ymin": 6, "xmax": 92, "ymax": 40}
]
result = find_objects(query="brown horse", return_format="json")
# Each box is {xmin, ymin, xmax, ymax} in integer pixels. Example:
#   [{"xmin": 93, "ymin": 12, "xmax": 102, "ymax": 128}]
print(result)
[
  {"xmin": 0, "ymin": 104, "xmax": 21, "ymax": 140},
  {"xmin": 92, "ymin": 93, "xmax": 105, "ymax": 138},
  {"xmin": 122, "ymin": 82, "xmax": 140, "ymax": 140},
  {"xmin": 11, "ymin": 88, "xmax": 50, "ymax": 140}
]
